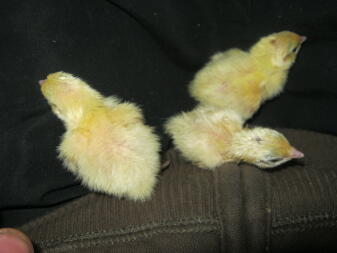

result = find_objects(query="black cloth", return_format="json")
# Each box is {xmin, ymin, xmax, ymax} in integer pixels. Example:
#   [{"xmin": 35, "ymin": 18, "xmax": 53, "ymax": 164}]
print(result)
[
  {"xmin": 20, "ymin": 129, "xmax": 337, "ymax": 253},
  {"xmin": 1, "ymin": 0, "xmax": 336, "ymax": 233}
]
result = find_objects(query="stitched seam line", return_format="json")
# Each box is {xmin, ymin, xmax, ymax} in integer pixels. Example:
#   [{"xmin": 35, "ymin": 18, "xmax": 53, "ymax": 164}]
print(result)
[
  {"xmin": 38, "ymin": 218, "xmax": 218, "ymax": 247},
  {"xmin": 272, "ymin": 214, "xmax": 337, "ymax": 227},
  {"xmin": 49, "ymin": 226, "xmax": 217, "ymax": 252},
  {"xmin": 272, "ymin": 218, "xmax": 337, "ymax": 235},
  {"xmin": 39, "ymin": 221, "xmax": 218, "ymax": 251},
  {"xmin": 239, "ymin": 167, "xmax": 247, "ymax": 253},
  {"xmin": 265, "ymin": 173, "xmax": 272, "ymax": 253},
  {"xmin": 213, "ymin": 170, "xmax": 225, "ymax": 252}
]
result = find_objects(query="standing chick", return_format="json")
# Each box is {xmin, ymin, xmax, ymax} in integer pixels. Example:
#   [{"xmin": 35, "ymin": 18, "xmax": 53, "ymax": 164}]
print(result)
[
  {"xmin": 40, "ymin": 72, "xmax": 160, "ymax": 201},
  {"xmin": 189, "ymin": 31, "xmax": 306, "ymax": 120},
  {"xmin": 165, "ymin": 106, "xmax": 303, "ymax": 169}
]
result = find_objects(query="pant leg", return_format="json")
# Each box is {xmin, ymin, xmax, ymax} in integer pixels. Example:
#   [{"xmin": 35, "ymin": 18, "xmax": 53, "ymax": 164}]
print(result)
[
  {"xmin": 2, "ymin": 0, "xmax": 337, "ymax": 229},
  {"xmin": 269, "ymin": 129, "xmax": 337, "ymax": 253},
  {"xmin": 20, "ymin": 128, "xmax": 337, "ymax": 253}
]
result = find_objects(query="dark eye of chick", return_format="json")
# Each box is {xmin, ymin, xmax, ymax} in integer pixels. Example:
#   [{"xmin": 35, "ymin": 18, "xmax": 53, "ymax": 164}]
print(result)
[
  {"xmin": 291, "ymin": 46, "xmax": 299, "ymax": 53},
  {"xmin": 268, "ymin": 157, "xmax": 283, "ymax": 163},
  {"xmin": 50, "ymin": 103, "xmax": 61, "ymax": 113},
  {"xmin": 254, "ymin": 136, "xmax": 263, "ymax": 143}
]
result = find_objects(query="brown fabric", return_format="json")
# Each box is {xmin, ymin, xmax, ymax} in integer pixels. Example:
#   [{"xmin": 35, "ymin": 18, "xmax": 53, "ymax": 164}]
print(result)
[
  {"xmin": 19, "ymin": 129, "xmax": 337, "ymax": 253},
  {"xmin": 269, "ymin": 130, "xmax": 337, "ymax": 252}
]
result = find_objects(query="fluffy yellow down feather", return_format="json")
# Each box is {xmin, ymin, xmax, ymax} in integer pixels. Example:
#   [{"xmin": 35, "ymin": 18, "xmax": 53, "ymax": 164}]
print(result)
[
  {"xmin": 165, "ymin": 106, "xmax": 303, "ymax": 169},
  {"xmin": 40, "ymin": 72, "xmax": 161, "ymax": 201},
  {"xmin": 189, "ymin": 31, "xmax": 306, "ymax": 120}
]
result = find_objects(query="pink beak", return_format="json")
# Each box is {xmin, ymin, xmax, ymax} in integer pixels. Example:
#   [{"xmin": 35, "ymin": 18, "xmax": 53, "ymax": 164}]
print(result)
[
  {"xmin": 39, "ymin": 80, "xmax": 45, "ymax": 85},
  {"xmin": 300, "ymin": 36, "xmax": 307, "ymax": 43},
  {"xmin": 290, "ymin": 147, "xmax": 304, "ymax": 159}
]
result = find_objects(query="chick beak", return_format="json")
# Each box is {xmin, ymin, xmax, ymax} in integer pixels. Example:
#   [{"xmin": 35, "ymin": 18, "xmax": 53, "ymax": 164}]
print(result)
[
  {"xmin": 300, "ymin": 36, "xmax": 307, "ymax": 43},
  {"xmin": 39, "ymin": 79, "xmax": 45, "ymax": 86},
  {"xmin": 289, "ymin": 147, "xmax": 304, "ymax": 159}
]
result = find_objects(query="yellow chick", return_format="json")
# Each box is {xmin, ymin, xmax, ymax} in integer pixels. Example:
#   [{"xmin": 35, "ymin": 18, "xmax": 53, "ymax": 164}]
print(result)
[
  {"xmin": 40, "ymin": 72, "xmax": 161, "ymax": 201},
  {"xmin": 189, "ymin": 31, "xmax": 306, "ymax": 120},
  {"xmin": 165, "ymin": 106, "xmax": 303, "ymax": 169}
]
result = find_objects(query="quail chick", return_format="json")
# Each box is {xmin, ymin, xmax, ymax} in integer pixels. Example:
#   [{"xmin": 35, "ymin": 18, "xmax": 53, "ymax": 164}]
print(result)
[
  {"xmin": 40, "ymin": 72, "xmax": 161, "ymax": 201},
  {"xmin": 189, "ymin": 31, "xmax": 306, "ymax": 120},
  {"xmin": 165, "ymin": 106, "xmax": 303, "ymax": 169}
]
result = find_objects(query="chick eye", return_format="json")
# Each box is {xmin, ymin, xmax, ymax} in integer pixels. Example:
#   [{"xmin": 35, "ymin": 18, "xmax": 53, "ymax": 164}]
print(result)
[
  {"xmin": 50, "ymin": 103, "xmax": 61, "ymax": 113},
  {"xmin": 268, "ymin": 158, "xmax": 283, "ymax": 163},
  {"xmin": 291, "ymin": 46, "xmax": 299, "ymax": 53},
  {"xmin": 254, "ymin": 136, "xmax": 263, "ymax": 143}
]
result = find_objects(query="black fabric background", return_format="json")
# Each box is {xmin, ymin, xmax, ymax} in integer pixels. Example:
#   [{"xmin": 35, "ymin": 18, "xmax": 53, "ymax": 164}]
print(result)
[{"xmin": 0, "ymin": 0, "xmax": 336, "ymax": 227}]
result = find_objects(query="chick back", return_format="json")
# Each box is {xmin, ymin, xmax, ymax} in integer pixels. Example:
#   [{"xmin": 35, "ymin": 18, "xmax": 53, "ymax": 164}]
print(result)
[
  {"xmin": 59, "ymin": 103, "xmax": 160, "ymax": 200},
  {"xmin": 165, "ymin": 107, "xmax": 242, "ymax": 169},
  {"xmin": 189, "ymin": 50, "xmax": 264, "ymax": 120}
]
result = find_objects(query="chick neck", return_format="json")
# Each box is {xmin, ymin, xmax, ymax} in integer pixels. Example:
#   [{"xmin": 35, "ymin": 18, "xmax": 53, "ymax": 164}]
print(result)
[
  {"xmin": 249, "ymin": 44, "xmax": 289, "ymax": 100},
  {"xmin": 63, "ymin": 96, "xmax": 105, "ymax": 130},
  {"xmin": 250, "ymin": 44, "xmax": 287, "ymax": 74}
]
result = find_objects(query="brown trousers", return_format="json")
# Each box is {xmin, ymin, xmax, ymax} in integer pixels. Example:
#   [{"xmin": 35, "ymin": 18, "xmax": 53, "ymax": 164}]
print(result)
[{"xmin": 20, "ymin": 129, "xmax": 337, "ymax": 253}]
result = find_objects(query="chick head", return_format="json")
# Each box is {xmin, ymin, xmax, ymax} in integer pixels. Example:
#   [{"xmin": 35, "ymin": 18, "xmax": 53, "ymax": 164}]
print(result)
[
  {"xmin": 40, "ymin": 72, "xmax": 102, "ymax": 123},
  {"xmin": 251, "ymin": 31, "xmax": 306, "ymax": 70},
  {"xmin": 231, "ymin": 127, "xmax": 304, "ymax": 169}
]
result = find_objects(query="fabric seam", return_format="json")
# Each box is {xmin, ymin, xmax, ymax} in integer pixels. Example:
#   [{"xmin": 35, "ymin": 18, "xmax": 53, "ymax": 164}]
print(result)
[
  {"xmin": 272, "ymin": 218, "xmax": 337, "ymax": 235},
  {"xmin": 213, "ymin": 169, "xmax": 225, "ymax": 252},
  {"xmin": 265, "ymin": 173, "xmax": 272, "ymax": 253},
  {"xmin": 272, "ymin": 214, "xmax": 337, "ymax": 227},
  {"xmin": 38, "ymin": 219, "xmax": 218, "ymax": 251}
]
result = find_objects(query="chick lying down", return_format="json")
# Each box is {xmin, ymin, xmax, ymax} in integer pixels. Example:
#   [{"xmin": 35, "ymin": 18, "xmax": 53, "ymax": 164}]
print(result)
[
  {"xmin": 40, "ymin": 72, "xmax": 161, "ymax": 201},
  {"xmin": 165, "ymin": 106, "xmax": 303, "ymax": 169}
]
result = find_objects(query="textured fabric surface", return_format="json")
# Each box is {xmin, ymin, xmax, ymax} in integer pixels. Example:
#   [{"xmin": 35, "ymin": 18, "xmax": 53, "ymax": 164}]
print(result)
[
  {"xmin": 269, "ymin": 130, "xmax": 337, "ymax": 252},
  {"xmin": 1, "ymin": 0, "xmax": 336, "ymax": 236},
  {"xmin": 20, "ymin": 129, "xmax": 337, "ymax": 252}
]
